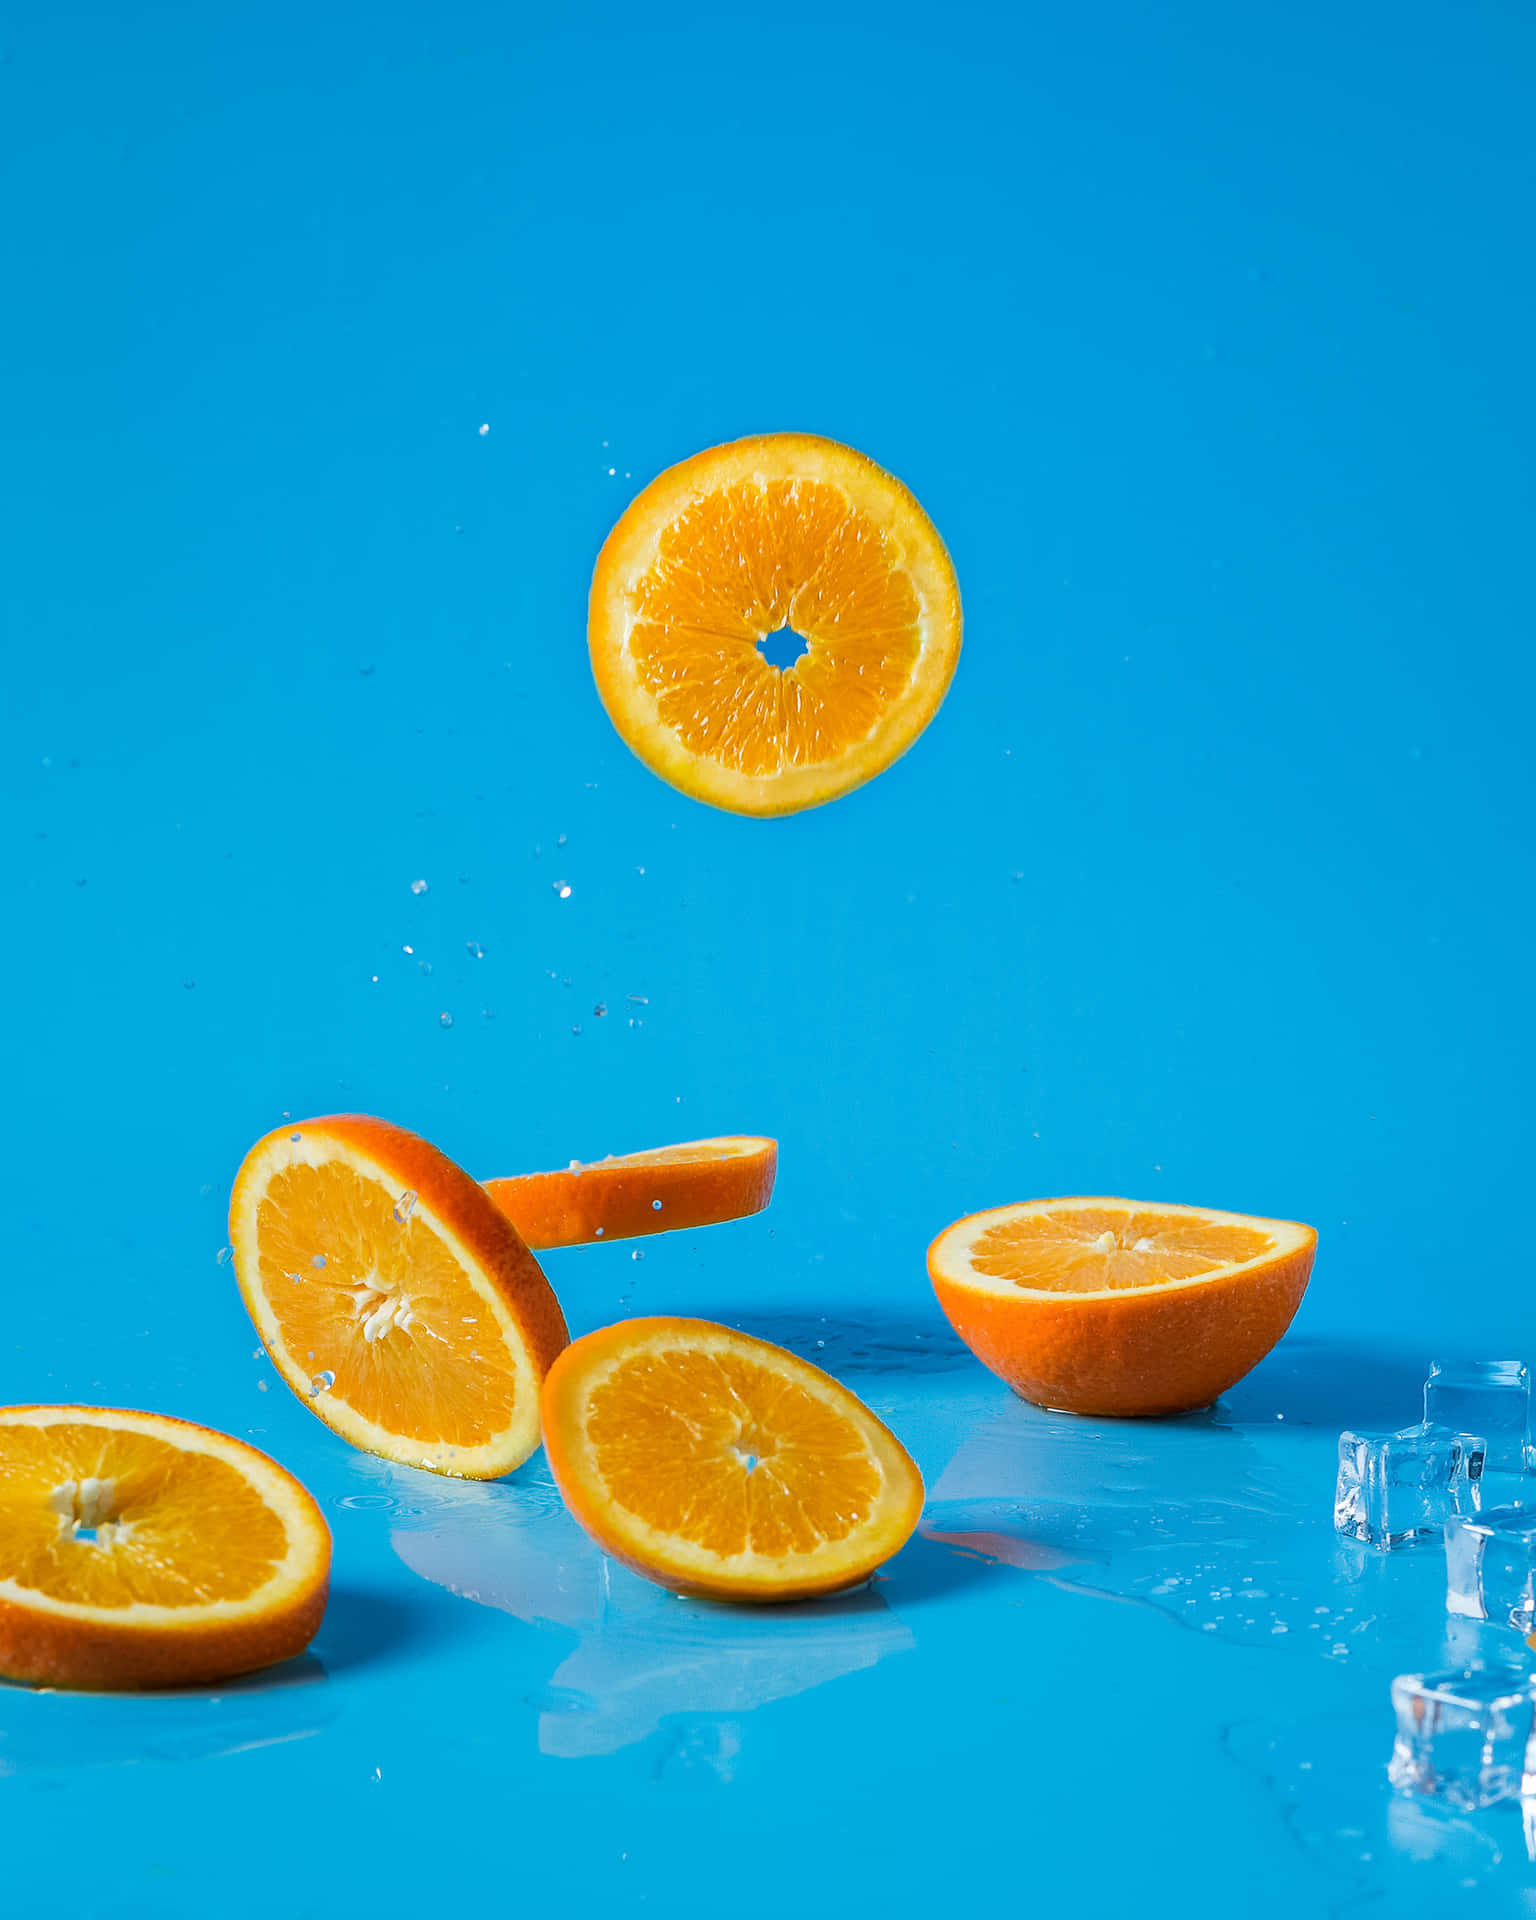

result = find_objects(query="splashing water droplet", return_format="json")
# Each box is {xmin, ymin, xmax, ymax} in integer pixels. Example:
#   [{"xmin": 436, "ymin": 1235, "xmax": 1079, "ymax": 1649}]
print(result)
[
  {"xmin": 410, "ymin": 879, "xmax": 428, "ymax": 895},
  {"xmin": 631, "ymin": 1250, "xmax": 644, "ymax": 1261},
  {"xmin": 216, "ymin": 1246, "xmax": 233, "ymax": 1266},
  {"xmin": 393, "ymin": 1190, "xmax": 417, "ymax": 1224},
  {"xmin": 652, "ymin": 1199, "xmax": 663, "ymax": 1211},
  {"xmin": 311, "ymin": 1254, "xmax": 327, "ymax": 1269},
  {"xmin": 556, "ymin": 834, "xmax": 567, "ymax": 847},
  {"xmin": 466, "ymin": 940, "xmax": 484, "ymax": 959},
  {"xmin": 594, "ymin": 1003, "xmax": 607, "ymax": 1017},
  {"xmin": 439, "ymin": 1012, "xmax": 454, "ymax": 1027},
  {"xmin": 310, "ymin": 1370, "xmax": 336, "ymax": 1396},
  {"xmin": 553, "ymin": 882, "xmax": 572, "ymax": 900},
  {"xmin": 289, "ymin": 1132, "xmax": 302, "ymax": 1143}
]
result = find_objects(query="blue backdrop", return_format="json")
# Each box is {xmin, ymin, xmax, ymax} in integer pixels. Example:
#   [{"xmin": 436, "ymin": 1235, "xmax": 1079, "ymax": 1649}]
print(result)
[{"xmin": 2, "ymin": 3, "xmax": 1533, "ymax": 1914}]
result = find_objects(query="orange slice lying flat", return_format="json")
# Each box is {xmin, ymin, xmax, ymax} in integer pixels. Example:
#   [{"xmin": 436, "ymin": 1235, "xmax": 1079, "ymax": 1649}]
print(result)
[
  {"xmin": 483, "ymin": 1135, "xmax": 777, "ymax": 1249},
  {"xmin": 928, "ymin": 1197, "xmax": 1316, "ymax": 1417},
  {"xmin": 230, "ymin": 1115, "xmax": 569, "ymax": 1478},
  {"xmin": 0, "ymin": 1406, "xmax": 329, "ymax": 1690},
  {"xmin": 590, "ymin": 434, "xmax": 962, "ymax": 816},
  {"xmin": 541, "ymin": 1317, "xmax": 924, "ymax": 1602}
]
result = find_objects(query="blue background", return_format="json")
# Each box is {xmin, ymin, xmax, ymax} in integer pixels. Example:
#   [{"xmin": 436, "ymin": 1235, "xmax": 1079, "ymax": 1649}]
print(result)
[{"xmin": 2, "ymin": 2, "xmax": 1534, "ymax": 1913}]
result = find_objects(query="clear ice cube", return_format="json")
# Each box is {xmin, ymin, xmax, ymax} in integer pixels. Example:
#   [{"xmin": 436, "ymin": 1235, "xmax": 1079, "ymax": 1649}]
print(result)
[
  {"xmin": 1335, "ymin": 1423, "xmax": 1484, "ymax": 1550},
  {"xmin": 1389, "ymin": 1666, "xmax": 1536, "ymax": 1809},
  {"xmin": 1446, "ymin": 1504, "xmax": 1536, "ymax": 1634},
  {"xmin": 1424, "ymin": 1360, "xmax": 1530, "ymax": 1475}
]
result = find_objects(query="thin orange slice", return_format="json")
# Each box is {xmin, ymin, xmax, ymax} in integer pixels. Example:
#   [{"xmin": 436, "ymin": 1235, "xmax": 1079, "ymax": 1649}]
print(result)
[
  {"xmin": 230, "ymin": 1115, "xmax": 569, "ymax": 1478},
  {"xmin": 541, "ymin": 1318, "xmax": 924, "ymax": 1602},
  {"xmin": 0, "ymin": 1406, "xmax": 329, "ymax": 1690},
  {"xmin": 928, "ymin": 1197, "xmax": 1317, "ymax": 1417},
  {"xmin": 483, "ymin": 1135, "xmax": 777, "ymax": 1249},
  {"xmin": 589, "ymin": 433, "xmax": 962, "ymax": 816}
]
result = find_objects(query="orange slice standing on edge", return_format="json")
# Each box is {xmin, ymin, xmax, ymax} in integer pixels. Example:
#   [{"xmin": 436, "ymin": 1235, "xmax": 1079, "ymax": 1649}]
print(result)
[
  {"xmin": 230, "ymin": 1115, "xmax": 569, "ymax": 1478},
  {"xmin": 928, "ymin": 1197, "xmax": 1317, "ymax": 1418},
  {"xmin": 590, "ymin": 434, "xmax": 962, "ymax": 816},
  {"xmin": 0, "ymin": 1406, "xmax": 329, "ymax": 1690},
  {"xmin": 483, "ymin": 1135, "xmax": 777, "ymax": 1249},
  {"xmin": 541, "ymin": 1318, "xmax": 924, "ymax": 1602}
]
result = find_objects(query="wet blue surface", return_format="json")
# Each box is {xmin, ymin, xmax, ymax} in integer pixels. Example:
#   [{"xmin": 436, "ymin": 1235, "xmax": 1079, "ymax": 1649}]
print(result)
[{"xmin": 2, "ymin": 2, "xmax": 1535, "ymax": 1915}]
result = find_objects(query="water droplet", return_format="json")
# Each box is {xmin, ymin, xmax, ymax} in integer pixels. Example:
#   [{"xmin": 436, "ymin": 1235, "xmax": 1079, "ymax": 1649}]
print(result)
[
  {"xmin": 481, "ymin": 1008, "xmax": 495, "ymax": 1019},
  {"xmin": 410, "ymin": 879, "xmax": 428, "ymax": 895},
  {"xmin": 311, "ymin": 1254, "xmax": 327, "ymax": 1269},
  {"xmin": 595, "ymin": 1226, "xmax": 605, "ymax": 1237},
  {"xmin": 402, "ymin": 944, "xmax": 414, "ymax": 955},
  {"xmin": 631, "ymin": 1250, "xmax": 644, "ymax": 1261},
  {"xmin": 477, "ymin": 423, "xmax": 489, "ymax": 436},
  {"xmin": 594, "ymin": 1003, "xmax": 607, "ymax": 1017},
  {"xmin": 439, "ymin": 1012, "xmax": 454, "ymax": 1027},
  {"xmin": 419, "ymin": 960, "xmax": 433, "ymax": 975},
  {"xmin": 627, "ymin": 994, "xmax": 648, "ymax": 1004},
  {"xmin": 571, "ymin": 1024, "xmax": 582, "ymax": 1035},
  {"xmin": 290, "ymin": 1132, "xmax": 302, "ymax": 1142},
  {"xmin": 215, "ymin": 1246, "xmax": 233, "ymax": 1266},
  {"xmin": 393, "ymin": 1190, "xmax": 417, "ymax": 1224},
  {"xmin": 556, "ymin": 834, "xmax": 567, "ymax": 847},
  {"xmin": 310, "ymin": 1370, "xmax": 336, "ymax": 1396},
  {"xmin": 553, "ymin": 882, "xmax": 572, "ymax": 900},
  {"xmin": 651, "ymin": 1199, "xmax": 663, "ymax": 1211},
  {"xmin": 466, "ymin": 940, "xmax": 484, "ymax": 959},
  {"xmin": 257, "ymin": 1379, "xmax": 268, "ymax": 1392}
]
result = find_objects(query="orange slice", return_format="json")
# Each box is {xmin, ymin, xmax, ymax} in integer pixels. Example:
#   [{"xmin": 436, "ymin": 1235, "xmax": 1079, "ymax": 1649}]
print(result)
[
  {"xmin": 541, "ymin": 1318, "xmax": 924, "ymax": 1602},
  {"xmin": 0, "ymin": 1406, "xmax": 329, "ymax": 1690},
  {"xmin": 928, "ymin": 1197, "xmax": 1317, "ymax": 1417},
  {"xmin": 589, "ymin": 433, "xmax": 962, "ymax": 816},
  {"xmin": 483, "ymin": 1135, "xmax": 777, "ymax": 1249},
  {"xmin": 230, "ymin": 1115, "xmax": 569, "ymax": 1478}
]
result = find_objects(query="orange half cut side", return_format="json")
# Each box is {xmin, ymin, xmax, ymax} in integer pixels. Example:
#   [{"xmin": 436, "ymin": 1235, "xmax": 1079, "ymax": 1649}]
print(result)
[
  {"xmin": 541, "ymin": 1318, "xmax": 924, "ymax": 1602},
  {"xmin": 483, "ymin": 1135, "xmax": 777, "ymax": 1248},
  {"xmin": 0, "ymin": 1405, "xmax": 330, "ymax": 1690},
  {"xmin": 590, "ymin": 434, "xmax": 962, "ymax": 816},
  {"xmin": 230, "ymin": 1115, "xmax": 569, "ymax": 1478}
]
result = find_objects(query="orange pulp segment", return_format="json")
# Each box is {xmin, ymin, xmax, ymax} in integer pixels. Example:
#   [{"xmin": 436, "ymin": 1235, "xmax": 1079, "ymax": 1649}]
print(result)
[
  {"xmin": 928, "ymin": 1197, "xmax": 1317, "ymax": 1417},
  {"xmin": 483, "ymin": 1134, "xmax": 777, "ymax": 1248},
  {"xmin": 541, "ymin": 1318, "xmax": 924, "ymax": 1602},
  {"xmin": 589, "ymin": 434, "xmax": 962, "ymax": 816},
  {"xmin": 230, "ymin": 1115, "xmax": 569, "ymax": 1478},
  {"xmin": 0, "ymin": 1405, "xmax": 330, "ymax": 1689}
]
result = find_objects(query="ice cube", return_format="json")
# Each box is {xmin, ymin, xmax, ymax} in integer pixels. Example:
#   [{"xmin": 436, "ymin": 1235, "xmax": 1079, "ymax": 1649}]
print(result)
[
  {"xmin": 1388, "ymin": 1666, "xmax": 1536, "ymax": 1809},
  {"xmin": 1446, "ymin": 1504, "xmax": 1536, "ymax": 1633},
  {"xmin": 1335, "ymin": 1423, "xmax": 1484, "ymax": 1550},
  {"xmin": 1424, "ymin": 1360, "xmax": 1530, "ymax": 1475}
]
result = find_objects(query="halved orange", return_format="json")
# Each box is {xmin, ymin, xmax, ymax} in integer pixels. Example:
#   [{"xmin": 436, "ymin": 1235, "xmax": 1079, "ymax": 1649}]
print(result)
[
  {"xmin": 0, "ymin": 1406, "xmax": 329, "ymax": 1690},
  {"xmin": 541, "ymin": 1318, "xmax": 924, "ymax": 1602},
  {"xmin": 590, "ymin": 433, "xmax": 962, "ymax": 816},
  {"xmin": 230, "ymin": 1115, "xmax": 569, "ymax": 1478},
  {"xmin": 483, "ymin": 1135, "xmax": 777, "ymax": 1249},
  {"xmin": 928, "ymin": 1197, "xmax": 1317, "ymax": 1417}
]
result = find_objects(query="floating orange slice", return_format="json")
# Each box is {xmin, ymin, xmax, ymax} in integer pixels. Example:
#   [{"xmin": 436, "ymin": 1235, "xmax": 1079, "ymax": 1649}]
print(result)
[
  {"xmin": 0, "ymin": 1406, "xmax": 329, "ymax": 1690},
  {"xmin": 541, "ymin": 1318, "xmax": 924, "ymax": 1602},
  {"xmin": 928, "ymin": 1197, "xmax": 1317, "ymax": 1417},
  {"xmin": 589, "ymin": 434, "xmax": 962, "ymax": 816},
  {"xmin": 483, "ymin": 1135, "xmax": 777, "ymax": 1249},
  {"xmin": 230, "ymin": 1115, "xmax": 569, "ymax": 1478}
]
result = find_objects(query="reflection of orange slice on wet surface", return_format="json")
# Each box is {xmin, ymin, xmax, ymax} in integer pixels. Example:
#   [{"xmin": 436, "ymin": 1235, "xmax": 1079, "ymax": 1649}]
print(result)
[
  {"xmin": 541, "ymin": 1318, "xmax": 924, "ymax": 1602},
  {"xmin": 483, "ymin": 1135, "xmax": 777, "ymax": 1248},
  {"xmin": 929, "ymin": 1197, "xmax": 1316, "ymax": 1417},
  {"xmin": 589, "ymin": 434, "xmax": 962, "ymax": 816},
  {"xmin": 230, "ymin": 1115, "xmax": 569, "ymax": 1478},
  {"xmin": 0, "ymin": 1406, "xmax": 330, "ymax": 1690}
]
